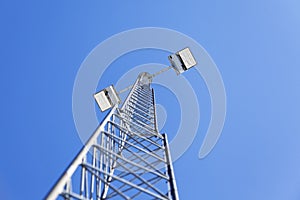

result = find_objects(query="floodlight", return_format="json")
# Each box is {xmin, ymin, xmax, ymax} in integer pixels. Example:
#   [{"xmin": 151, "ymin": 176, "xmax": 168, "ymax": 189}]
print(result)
[
  {"xmin": 94, "ymin": 85, "xmax": 121, "ymax": 112},
  {"xmin": 168, "ymin": 47, "xmax": 197, "ymax": 75}
]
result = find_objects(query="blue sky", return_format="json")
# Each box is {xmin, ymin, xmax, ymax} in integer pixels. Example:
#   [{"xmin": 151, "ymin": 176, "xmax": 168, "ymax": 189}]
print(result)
[{"xmin": 1, "ymin": 0, "xmax": 300, "ymax": 199}]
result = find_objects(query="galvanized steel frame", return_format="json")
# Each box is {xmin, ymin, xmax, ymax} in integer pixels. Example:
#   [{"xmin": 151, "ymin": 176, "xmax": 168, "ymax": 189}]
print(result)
[{"xmin": 46, "ymin": 72, "xmax": 179, "ymax": 200}]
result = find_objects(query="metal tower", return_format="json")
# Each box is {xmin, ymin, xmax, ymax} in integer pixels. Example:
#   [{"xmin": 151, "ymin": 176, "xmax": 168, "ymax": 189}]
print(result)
[{"xmin": 46, "ymin": 48, "xmax": 197, "ymax": 200}]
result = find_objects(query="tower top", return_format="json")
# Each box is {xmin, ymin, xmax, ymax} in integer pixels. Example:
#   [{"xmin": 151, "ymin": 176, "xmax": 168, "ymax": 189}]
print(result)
[{"xmin": 138, "ymin": 72, "xmax": 153, "ymax": 86}]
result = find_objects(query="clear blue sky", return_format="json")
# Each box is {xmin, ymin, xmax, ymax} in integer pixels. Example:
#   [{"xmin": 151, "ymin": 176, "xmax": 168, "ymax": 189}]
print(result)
[{"xmin": 1, "ymin": 0, "xmax": 300, "ymax": 199}]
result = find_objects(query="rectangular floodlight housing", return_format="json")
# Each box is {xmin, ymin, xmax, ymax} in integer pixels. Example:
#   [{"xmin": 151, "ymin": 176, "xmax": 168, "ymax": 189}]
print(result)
[
  {"xmin": 94, "ymin": 85, "xmax": 121, "ymax": 112},
  {"xmin": 168, "ymin": 47, "xmax": 197, "ymax": 75}
]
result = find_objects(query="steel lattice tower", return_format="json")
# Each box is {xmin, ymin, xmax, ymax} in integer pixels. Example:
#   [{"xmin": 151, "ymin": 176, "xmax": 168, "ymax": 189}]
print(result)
[
  {"xmin": 46, "ymin": 47, "xmax": 197, "ymax": 200},
  {"xmin": 46, "ymin": 72, "xmax": 179, "ymax": 200}
]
